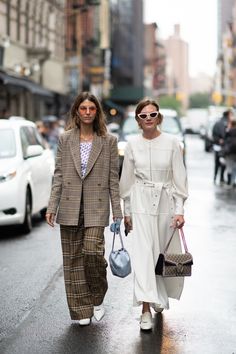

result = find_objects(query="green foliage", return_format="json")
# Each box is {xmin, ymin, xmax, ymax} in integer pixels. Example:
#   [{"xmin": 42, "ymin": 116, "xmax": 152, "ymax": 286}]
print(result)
[
  {"xmin": 189, "ymin": 92, "xmax": 210, "ymax": 108},
  {"xmin": 158, "ymin": 96, "xmax": 182, "ymax": 115}
]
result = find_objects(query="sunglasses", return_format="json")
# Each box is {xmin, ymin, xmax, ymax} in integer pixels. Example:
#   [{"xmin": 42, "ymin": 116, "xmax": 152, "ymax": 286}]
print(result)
[
  {"xmin": 79, "ymin": 106, "xmax": 97, "ymax": 112},
  {"xmin": 137, "ymin": 111, "xmax": 159, "ymax": 120}
]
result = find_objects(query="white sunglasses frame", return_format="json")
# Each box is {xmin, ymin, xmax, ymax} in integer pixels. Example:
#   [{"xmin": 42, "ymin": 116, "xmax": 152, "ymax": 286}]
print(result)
[{"xmin": 137, "ymin": 111, "xmax": 159, "ymax": 120}]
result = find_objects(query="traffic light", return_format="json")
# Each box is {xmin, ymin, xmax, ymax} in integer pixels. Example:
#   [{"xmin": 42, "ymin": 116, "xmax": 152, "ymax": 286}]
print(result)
[
  {"xmin": 176, "ymin": 92, "xmax": 185, "ymax": 102},
  {"xmin": 211, "ymin": 91, "xmax": 222, "ymax": 104}
]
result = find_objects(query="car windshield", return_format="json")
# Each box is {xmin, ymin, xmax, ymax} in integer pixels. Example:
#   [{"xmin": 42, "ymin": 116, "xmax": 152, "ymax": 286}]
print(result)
[
  {"xmin": 0, "ymin": 129, "xmax": 16, "ymax": 158},
  {"xmin": 122, "ymin": 115, "xmax": 138, "ymax": 136},
  {"xmin": 161, "ymin": 116, "xmax": 181, "ymax": 134},
  {"xmin": 122, "ymin": 115, "xmax": 181, "ymax": 136}
]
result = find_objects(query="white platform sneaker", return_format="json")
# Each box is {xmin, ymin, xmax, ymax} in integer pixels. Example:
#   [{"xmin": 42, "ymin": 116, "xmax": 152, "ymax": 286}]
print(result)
[
  {"xmin": 140, "ymin": 312, "xmax": 152, "ymax": 330},
  {"xmin": 78, "ymin": 318, "xmax": 91, "ymax": 326}
]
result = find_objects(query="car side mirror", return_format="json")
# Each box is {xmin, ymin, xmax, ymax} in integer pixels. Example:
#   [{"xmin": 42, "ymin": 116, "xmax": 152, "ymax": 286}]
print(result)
[{"xmin": 25, "ymin": 145, "xmax": 43, "ymax": 158}]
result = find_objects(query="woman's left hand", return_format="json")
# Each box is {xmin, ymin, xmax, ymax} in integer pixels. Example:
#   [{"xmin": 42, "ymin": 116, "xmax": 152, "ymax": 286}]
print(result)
[
  {"xmin": 172, "ymin": 215, "xmax": 185, "ymax": 229},
  {"xmin": 110, "ymin": 218, "xmax": 122, "ymax": 233}
]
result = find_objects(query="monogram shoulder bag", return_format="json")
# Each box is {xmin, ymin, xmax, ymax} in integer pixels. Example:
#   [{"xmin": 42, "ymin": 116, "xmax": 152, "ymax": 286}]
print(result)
[{"xmin": 155, "ymin": 228, "xmax": 193, "ymax": 277}]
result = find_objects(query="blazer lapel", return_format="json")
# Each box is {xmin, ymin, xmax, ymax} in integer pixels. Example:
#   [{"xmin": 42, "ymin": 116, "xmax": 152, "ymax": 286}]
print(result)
[
  {"xmin": 84, "ymin": 134, "xmax": 103, "ymax": 178},
  {"xmin": 69, "ymin": 128, "xmax": 82, "ymax": 179}
]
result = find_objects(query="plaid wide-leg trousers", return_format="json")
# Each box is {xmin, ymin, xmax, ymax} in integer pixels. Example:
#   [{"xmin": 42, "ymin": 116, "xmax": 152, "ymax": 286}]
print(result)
[{"xmin": 60, "ymin": 214, "xmax": 108, "ymax": 320}]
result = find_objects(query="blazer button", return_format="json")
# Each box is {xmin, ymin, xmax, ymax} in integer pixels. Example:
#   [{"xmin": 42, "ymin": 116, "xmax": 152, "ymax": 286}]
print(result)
[
  {"xmin": 98, "ymin": 198, "xmax": 102, "ymax": 201},
  {"xmin": 66, "ymin": 197, "xmax": 69, "ymax": 200},
  {"xmin": 98, "ymin": 183, "xmax": 101, "ymax": 186}
]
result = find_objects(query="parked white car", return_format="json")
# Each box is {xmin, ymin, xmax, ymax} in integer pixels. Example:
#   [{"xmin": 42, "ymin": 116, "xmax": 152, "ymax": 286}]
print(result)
[{"xmin": 0, "ymin": 117, "xmax": 55, "ymax": 233}]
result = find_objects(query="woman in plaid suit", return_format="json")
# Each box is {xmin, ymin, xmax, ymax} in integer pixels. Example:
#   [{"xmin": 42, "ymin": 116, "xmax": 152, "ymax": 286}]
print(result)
[{"xmin": 46, "ymin": 92, "xmax": 122, "ymax": 326}]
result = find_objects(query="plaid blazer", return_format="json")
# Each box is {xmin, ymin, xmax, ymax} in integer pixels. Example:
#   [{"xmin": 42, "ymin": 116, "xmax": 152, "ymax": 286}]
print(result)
[{"xmin": 47, "ymin": 128, "xmax": 123, "ymax": 227}]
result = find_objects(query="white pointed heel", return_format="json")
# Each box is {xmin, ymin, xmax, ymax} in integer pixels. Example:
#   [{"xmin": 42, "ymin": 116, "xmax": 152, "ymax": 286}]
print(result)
[{"xmin": 93, "ymin": 304, "xmax": 105, "ymax": 321}]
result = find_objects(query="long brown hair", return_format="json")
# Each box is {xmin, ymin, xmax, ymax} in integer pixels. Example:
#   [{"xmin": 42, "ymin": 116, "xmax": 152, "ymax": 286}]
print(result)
[
  {"xmin": 135, "ymin": 98, "xmax": 163, "ymax": 124},
  {"xmin": 66, "ymin": 92, "xmax": 107, "ymax": 136}
]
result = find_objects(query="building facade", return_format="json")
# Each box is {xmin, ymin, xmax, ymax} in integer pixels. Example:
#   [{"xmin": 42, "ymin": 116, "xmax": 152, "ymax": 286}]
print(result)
[
  {"xmin": 0, "ymin": 0, "xmax": 67, "ymax": 120},
  {"xmin": 214, "ymin": 0, "xmax": 236, "ymax": 106},
  {"xmin": 164, "ymin": 24, "xmax": 189, "ymax": 109},
  {"xmin": 65, "ymin": 0, "xmax": 111, "ymax": 99},
  {"xmin": 144, "ymin": 23, "xmax": 166, "ymax": 97},
  {"xmin": 110, "ymin": 0, "xmax": 144, "ymax": 104},
  {"xmin": 217, "ymin": 0, "xmax": 235, "ymax": 53}
]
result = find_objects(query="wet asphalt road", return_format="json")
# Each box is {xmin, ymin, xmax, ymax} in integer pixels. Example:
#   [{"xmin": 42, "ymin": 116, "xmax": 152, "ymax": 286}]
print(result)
[{"xmin": 0, "ymin": 135, "xmax": 236, "ymax": 354}]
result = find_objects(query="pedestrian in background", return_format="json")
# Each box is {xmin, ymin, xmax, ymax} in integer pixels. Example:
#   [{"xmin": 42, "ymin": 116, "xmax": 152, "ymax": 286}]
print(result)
[
  {"xmin": 120, "ymin": 98, "xmax": 188, "ymax": 331},
  {"xmin": 222, "ymin": 115, "xmax": 236, "ymax": 188},
  {"xmin": 46, "ymin": 92, "xmax": 122, "ymax": 326},
  {"xmin": 212, "ymin": 109, "xmax": 233, "ymax": 185},
  {"xmin": 42, "ymin": 117, "xmax": 60, "ymax": 157}
]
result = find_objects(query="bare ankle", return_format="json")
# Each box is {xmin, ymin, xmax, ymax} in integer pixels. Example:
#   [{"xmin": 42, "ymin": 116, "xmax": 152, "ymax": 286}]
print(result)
[{"xmin": 142, "ymin": 302, "xmax": 150, "ymax": 313}]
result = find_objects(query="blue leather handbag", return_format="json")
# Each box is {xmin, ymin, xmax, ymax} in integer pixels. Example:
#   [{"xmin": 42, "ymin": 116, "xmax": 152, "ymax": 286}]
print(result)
[{"xmin": 109, "ymin": 230, "xmax": 131, "ymax": 278}]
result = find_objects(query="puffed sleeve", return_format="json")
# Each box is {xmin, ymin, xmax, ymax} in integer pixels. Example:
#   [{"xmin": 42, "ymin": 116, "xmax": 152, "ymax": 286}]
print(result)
[
  {"xmin": 171, "ymin": 138, "xmax": 188, "ymax": 215},
  {"xmin": 119, "ymin": 142, "xmax": 135, "ymax": 216},
  {"xmin": 109, "ymin": 136, "xmax": 123, "ymax": 219}
]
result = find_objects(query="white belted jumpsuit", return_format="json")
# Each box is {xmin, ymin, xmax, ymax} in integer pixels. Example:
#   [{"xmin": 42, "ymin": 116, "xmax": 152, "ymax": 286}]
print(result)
[{"xmin": 120, "ymin": 133, "xmax": 188, "ymax": 309}]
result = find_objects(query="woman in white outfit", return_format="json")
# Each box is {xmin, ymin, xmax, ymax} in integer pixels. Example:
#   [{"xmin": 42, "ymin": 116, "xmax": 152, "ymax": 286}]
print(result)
[{"xmin": 120, "ymin": 98, "xmax": 188, "ymax": 330}]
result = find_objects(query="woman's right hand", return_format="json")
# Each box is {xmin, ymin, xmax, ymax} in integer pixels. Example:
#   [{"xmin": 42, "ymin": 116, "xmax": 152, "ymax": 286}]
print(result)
[
  {"xmin": 46, "ymin": 213, "xmax": 55, "ymax": 227},
  {"xmin": 124, "ymin": 216, "xmax": 132, "ymax": 234}
]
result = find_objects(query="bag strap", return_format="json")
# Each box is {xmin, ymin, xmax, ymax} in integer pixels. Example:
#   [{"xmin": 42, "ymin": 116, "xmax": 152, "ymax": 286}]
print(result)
[
  {"xmin": 164, "ymin": 228, "xmax": 176, "ymax": 253},
  {"xmin": 179, "ymin": 228, "xmax": 189, "ymax": 252},
  {"xmin": 164, "ymin": 227, "xmax": 189, "ymax": 253},
  {"xmin": 111, "ymin": 230, "xmax": 124, "ymax": 252}
]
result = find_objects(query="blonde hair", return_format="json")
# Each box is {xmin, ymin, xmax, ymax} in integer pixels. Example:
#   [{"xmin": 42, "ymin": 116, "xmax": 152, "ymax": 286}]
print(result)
[{"xmin": 66, "ymin": 92, "xmax": 107, "ymax": 136}]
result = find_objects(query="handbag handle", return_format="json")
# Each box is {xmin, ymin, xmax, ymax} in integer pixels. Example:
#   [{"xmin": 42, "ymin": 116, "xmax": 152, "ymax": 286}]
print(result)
[
  {"xmin": 179, "ymin": 228, "xmax": 189, "ymax": 252},
  {"xmin": 164, "ymin": 227, "xmax": 189, "ymax": 253},
  {"xmin": 111, "ymin": 230, "xmax": 124, "ymax": 252}
]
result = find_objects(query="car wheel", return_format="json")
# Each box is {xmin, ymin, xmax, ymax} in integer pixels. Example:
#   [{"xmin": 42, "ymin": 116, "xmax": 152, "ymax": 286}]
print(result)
[
  {"xmin": 21, "ymin": 190, "xmax": 32, "ymax": 234},
  {"xmin": 204, "ymin": 139, "xmax": 211, "ymax": 152}
]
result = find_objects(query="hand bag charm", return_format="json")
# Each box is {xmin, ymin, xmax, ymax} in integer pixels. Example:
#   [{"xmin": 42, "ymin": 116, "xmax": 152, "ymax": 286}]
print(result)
[
  {"xmin": 109, "ymin": 230, "xmax": 131, "ymax": 278},
  {"xmin": 155, "ymin": 228, "xmax": 193, "ymax": 277}
]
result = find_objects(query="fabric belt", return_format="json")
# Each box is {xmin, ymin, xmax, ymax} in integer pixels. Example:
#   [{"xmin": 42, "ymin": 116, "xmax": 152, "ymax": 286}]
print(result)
[
  {"xmin": 134, "ymin": 178, "xmax": 174, "ymax": 215},
  {"xmin": 135, "ymin": 178, "xmax": 172, "ymax": 190}
]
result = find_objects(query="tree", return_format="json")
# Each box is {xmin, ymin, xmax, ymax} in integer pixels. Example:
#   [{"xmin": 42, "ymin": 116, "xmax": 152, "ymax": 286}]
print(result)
[
  {"xmin": 158, "ymin": 95, "xmax": 182, "ymax": 115},
  {"xmin": 189, "ymin": 92, "xmax": 210, "ymax": 108}
]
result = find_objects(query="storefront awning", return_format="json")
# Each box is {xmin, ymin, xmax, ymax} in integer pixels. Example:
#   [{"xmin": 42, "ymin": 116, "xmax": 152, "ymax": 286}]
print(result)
[{"xmin": 0, "ymin": 70, "xmax": 54, "ymax": 98}]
